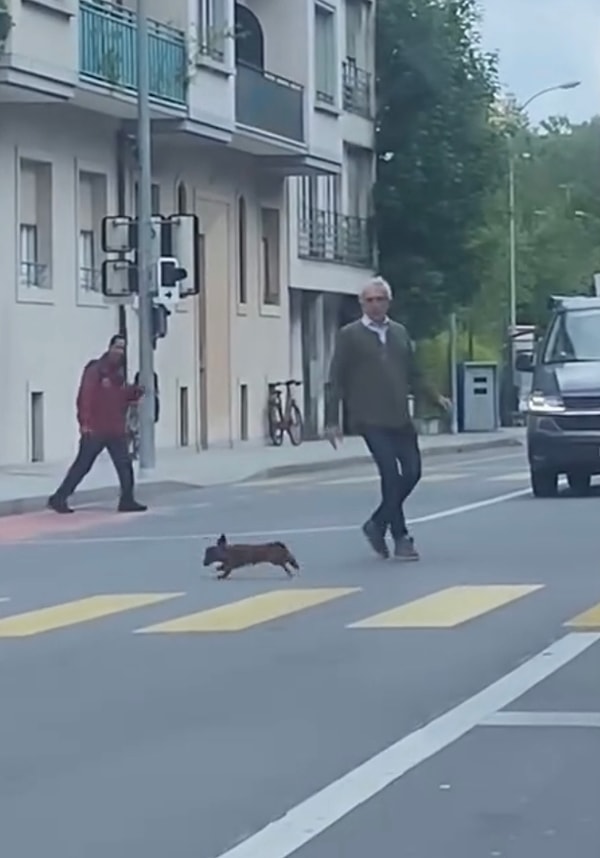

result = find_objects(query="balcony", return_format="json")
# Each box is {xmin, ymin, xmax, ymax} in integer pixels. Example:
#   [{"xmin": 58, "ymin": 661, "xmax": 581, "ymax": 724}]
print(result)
[
  {"xmin": 342, "ymin": 60, "xmax": 371, "ymax": 119},
  {"xmin": 235, "ymin": 61, "xmax": 305, "ymax": 144},
  {"xmin": 79, "ymin": 0, "xmax": 187, "ymax": 106},
  {"xmin": 298, "ymin": 210, "xmax": 372, "ymax": 268}
]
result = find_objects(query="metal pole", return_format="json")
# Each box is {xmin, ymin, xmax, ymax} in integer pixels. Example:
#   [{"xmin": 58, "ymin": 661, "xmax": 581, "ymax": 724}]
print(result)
[
  {"xmin": 136, "ymin": 0, "xmax": 156, "ymax": 472},
  {"xmin": 449, "ymin": 312, "xmax": 458, "ymax": 435},
  {"xmin": 508, "ymin": 138, "xmax": 517, "ymax": 333}
]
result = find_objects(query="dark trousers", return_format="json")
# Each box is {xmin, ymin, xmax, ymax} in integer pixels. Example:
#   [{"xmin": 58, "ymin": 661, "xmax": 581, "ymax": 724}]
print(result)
[
  {"xmin": 361, "ymin": 424, "xmax": 422, "ymax": 540},
  {"xmin": 54, "ymin": 434, "xmax": 134, "ymax": 501}
]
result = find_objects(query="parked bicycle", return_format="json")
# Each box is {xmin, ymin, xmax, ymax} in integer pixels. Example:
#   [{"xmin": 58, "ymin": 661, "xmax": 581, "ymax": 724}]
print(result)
[{"xmin": 267, "ymin": 379, "xmax": 304, "ymax": 446}]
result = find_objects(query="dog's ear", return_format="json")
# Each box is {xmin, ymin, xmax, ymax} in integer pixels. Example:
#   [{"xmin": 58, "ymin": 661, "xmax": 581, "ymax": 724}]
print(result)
[{"xmin": 217, "ymin": 533, "xmax": 227, "ymax": 546}]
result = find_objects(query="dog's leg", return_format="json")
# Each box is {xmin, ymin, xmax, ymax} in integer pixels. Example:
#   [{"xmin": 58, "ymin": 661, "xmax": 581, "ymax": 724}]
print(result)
[
  {"xmin": 281, "ymin": 563, "xmax": 294, "ymax": 578},
  {"xmin": 217, "ymin": 565, "xmax": 233, "ymax": 580}
]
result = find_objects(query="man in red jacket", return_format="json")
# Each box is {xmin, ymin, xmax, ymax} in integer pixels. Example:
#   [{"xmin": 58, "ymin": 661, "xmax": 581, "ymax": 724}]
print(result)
[{"xmin": 47, "ymin": 335, "xmax": 148, "ymax": 514}]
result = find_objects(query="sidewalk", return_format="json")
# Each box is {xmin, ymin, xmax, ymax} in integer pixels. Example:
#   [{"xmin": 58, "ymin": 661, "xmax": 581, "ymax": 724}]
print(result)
[{"xmin": 0, "ymin": 428, "xmax": 524, "ymax": 516}]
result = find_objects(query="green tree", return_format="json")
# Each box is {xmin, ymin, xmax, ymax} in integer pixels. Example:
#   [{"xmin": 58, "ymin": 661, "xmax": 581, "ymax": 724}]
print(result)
[
  {"xmin": 470, "ymin": 115, "xmax": 600, "ymax": 336},
  {"xmin": 374, "ymin": 0, "xmax": 504, "ymax": 339}
]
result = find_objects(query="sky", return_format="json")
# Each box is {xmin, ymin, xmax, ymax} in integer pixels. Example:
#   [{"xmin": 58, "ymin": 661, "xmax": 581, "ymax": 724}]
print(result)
[{"xmin": 478, "ymin": 0, "xmax": 600, "ymax": 125}]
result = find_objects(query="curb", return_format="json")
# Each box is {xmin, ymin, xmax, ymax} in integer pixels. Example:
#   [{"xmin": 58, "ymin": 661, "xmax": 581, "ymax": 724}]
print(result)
[
  {"xmin": 0, "ymin": 480, "xmax": 197, "ymax": 520},
  {"xmin": 0, "ymin": 435, "xmax": 523, "ymax": 518},
  {"xmin": 247, "ymin": 435, "xmax": 524, "ymax": 481}
]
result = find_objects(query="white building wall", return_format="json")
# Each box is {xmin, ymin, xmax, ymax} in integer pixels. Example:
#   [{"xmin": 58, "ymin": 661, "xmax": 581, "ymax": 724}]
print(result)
[
  {"xmin": 0, "ymin": 104, "xmax": 291, "ymax": 466},
  {"xmin": 0, "ymin": 104, "xmax": 120, "ymax": 465}
]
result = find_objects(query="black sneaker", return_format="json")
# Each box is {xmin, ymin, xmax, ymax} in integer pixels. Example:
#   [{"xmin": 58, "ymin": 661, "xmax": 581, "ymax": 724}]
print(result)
[
  {"xmin": 117, "ymin": 499, "xmax": 148, "ymax": 513},
  {"xmin": 47, "ymin": 495, "xmax": 73, "ymax": 514},
  {"xmin": 394, "ymin": 535, "xmax": 420, "ymax": 561},
  {"xmin": 362, "ymin": 520, "xmax": 389, "ymax": 559}
]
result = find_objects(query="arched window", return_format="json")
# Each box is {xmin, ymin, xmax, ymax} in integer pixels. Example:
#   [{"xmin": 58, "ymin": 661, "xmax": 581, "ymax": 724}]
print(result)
[
  {"xmin": 177, "ymin": 181, "xmax": 188, "ymax": 213},
  {"xmin": 234, "ymin": 3, "xmax": 264, "ymax": 69},
  {"xmin": 237, "ymin": 195, "xmax": 247, "ymax": 304}
]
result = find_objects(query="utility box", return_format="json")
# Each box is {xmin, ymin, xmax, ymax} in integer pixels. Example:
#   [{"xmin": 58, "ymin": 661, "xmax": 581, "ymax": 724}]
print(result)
[{"xmin": 457, "ymin": 362, "xmax": 499, "ymax": 432}]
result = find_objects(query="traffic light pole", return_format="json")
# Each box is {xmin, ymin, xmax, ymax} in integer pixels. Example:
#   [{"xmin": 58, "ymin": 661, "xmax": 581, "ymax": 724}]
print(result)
[{"xmin": 135, "ymin": 0, "xmax": 156, "ymax": 472}]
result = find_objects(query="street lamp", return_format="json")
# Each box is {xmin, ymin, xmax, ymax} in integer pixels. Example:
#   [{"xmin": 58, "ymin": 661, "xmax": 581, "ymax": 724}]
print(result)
[{"xmin": 508, "ymin": 80, "xmax": 581, "ymax": 333}]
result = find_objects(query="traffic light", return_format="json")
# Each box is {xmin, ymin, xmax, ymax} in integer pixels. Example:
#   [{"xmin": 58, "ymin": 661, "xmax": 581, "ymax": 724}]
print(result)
[
  {"xmin": 151, "ymin": 303, "xmax": 171, "ymax": 349},
  {"xmin": 157, "ymin": 256, "xmax": 188, "ymax": 307}
]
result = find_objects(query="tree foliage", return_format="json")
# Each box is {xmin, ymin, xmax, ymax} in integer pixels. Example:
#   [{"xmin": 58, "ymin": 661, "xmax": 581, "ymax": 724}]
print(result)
[
  {"xmin": 374, "ymin": 0, "xmax": 504, "ymax": 339},
  {"xmin": 470, "ymin": 115, "xmax": 600, "ymax": 340}
]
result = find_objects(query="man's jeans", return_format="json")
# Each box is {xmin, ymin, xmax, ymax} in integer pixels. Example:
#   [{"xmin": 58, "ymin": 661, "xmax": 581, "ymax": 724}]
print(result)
[
  {"xmin": 54, "ymin": 434, "xmax": 134, "ymax": 502},
  {"xmin": 361, "ymin": 424, "xmax": 422, "ymax": 540}
]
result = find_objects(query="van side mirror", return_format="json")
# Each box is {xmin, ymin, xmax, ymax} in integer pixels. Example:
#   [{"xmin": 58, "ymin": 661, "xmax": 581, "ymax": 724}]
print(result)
[{"xmin": 515, "ymin": 352, "xmax": 534, "ymax": 373}]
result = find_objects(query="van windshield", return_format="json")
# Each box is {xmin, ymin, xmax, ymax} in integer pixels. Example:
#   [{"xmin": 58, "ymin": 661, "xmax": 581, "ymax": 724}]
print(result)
[{"xmin": 543, "ymin": 308, "xmax": 600, "ymax": 364}]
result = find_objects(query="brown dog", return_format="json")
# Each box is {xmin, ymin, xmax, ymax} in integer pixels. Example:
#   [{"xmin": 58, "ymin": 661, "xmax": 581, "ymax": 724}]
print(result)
[{"xmin": 203, "ymin": 533, "xmax": 300, "ymax": 580}]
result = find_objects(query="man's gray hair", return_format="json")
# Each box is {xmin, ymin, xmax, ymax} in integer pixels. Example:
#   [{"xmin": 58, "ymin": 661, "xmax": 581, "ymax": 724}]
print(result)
[{"xmin": 359, "ymin": 276, "xmax": 393, "ymax": 300}]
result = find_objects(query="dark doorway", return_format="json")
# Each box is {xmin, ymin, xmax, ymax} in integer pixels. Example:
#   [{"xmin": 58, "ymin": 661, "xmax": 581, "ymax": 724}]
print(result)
[{"xmin": 235, "ymin": 3, "xmax": 264, "ymax": 69}]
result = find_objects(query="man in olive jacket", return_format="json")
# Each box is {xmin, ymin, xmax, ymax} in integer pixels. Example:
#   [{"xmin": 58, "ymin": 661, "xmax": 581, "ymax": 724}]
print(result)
[{"xmin": 325, "ymin": 277, "xmax": 450, "ymax": 560}]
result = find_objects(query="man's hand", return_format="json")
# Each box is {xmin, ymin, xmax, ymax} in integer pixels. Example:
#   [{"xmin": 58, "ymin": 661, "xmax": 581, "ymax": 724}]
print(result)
[
  {"xmin": 325, "ymin": 425, "xmax": 343, "ymax": 450},
  {"xmin": 437, "ymin": 395, "xmax": 453, "ymax": 414}
]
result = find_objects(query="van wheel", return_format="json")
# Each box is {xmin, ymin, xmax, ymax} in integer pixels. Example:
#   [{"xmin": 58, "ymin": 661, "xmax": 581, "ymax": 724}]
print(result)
[
  {"xmin": 567, "ymin": 471, "xmax": 592, "ymax": 496},
  {"xmin": 530, "ymin": 467, "xmax": 558, "ymax": 498}
]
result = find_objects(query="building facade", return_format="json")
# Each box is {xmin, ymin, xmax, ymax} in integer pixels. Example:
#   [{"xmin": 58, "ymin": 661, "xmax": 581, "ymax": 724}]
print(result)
[{"xmin": 0, "ymin": 0, "xmax": 375, "ymax": 465}]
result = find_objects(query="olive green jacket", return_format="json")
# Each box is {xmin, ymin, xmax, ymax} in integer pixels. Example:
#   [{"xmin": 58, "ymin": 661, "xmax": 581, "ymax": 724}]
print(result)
[{"xmin": 324, "ymin": 319, "xmax": 439, "ymax": 431}]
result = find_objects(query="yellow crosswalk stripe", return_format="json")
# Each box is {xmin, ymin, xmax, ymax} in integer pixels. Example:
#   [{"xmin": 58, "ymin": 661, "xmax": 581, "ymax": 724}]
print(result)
[
  {"xmin": 135, "ymin": 587, "xmax": 360, "ymax": 634},
  {"xmin": 564, "ymin": 602, "xmax": 600, "ymax": 629},
  {"xmin": 349, "ymin": 585, "xmax": 543, "ymax": 629},
  {"xmin": 0, "ymin": 593, "xmax": 183, "ymax": 637}
]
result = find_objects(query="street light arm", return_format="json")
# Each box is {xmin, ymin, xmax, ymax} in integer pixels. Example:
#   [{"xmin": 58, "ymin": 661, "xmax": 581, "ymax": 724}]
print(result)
[{"xmin": 520, "ymin": 81, "xmax": 581, "ymax": 111}]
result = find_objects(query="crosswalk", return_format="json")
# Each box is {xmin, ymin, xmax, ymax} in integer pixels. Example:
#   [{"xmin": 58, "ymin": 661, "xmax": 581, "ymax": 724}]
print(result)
[{"xmin": 0, "ymin": 583, "xmax": 599, "ymax": 638}]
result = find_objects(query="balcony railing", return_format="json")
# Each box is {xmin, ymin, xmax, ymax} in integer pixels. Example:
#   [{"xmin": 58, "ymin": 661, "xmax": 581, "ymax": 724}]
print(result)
[
  {"xmin": 79, "ymin": 0, "xmax": 187, "ymax": 106},
  {"xmin": 298, "ymin": 210, "xmax": 372, "ymax": 268},
  {"xmin": 235, "ymin": 61, "xmax": 304, "ymax": 143},
  {"xmin": 342, "ymin": 60, "xmax": 371, "ymax": 119}
]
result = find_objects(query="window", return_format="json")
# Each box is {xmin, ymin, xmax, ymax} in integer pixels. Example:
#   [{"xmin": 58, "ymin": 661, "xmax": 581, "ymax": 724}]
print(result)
[
  {"xmin": 239, "ymin": 384, "xmax": 248, "ymax": 440},
  {"xmin": 298, "ymin": 175, "xmax": 340, "ymax": 218},
  {"xmin": 343, "ymin": 0, "xmax": 371, "ymax": 117},
  {"xmin": 79, "ymin": 230, "xmax": 97, "ymax": 291},
  {"xmin": 237, "ymin": 195, "xmax": 247, "ymax": 305},
  {"xmin": 345, "ymin": 0, "xmax": 368, "ymax": 66},
  {"xmin": 543, "ymin": 309, "xmax": 600, "ymax": 364},
  {"xmin": 260, "ymin": 207, "xmax": 280, "ymax": 306},
  {"xmin": 314, "ymin": 4, "xmax": 336, "ymax": 105},
  {"xmin": 20, "ymin": 224, "xmax": 42, "ymax": 287},
  {"xmin": 345, "ymin": 145, "xmax": 372, "ymax": 217},
  {"xmin": 298, "ymin": 176, "xmax": 317, "ymax": 221},
  {"xmin": 18, "ymin": 159, "xmax": 52, "ymax": 293},
  {"xmin": 199, "ymin": 0, "xmax": 226, "ymax": 61},
  {"xmin": 77, "ymin": 171, "xmax": 107, "ymax": 300}
]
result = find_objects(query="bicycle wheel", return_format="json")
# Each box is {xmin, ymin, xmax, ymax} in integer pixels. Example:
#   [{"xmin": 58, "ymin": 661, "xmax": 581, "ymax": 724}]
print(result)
[
  {"xmin": 268, "ymin": 402, "xmax": 285, "ymax": 446},
  {"xmin": 286, "ymin": 402, "xmax": 304, "ymax": 446}
]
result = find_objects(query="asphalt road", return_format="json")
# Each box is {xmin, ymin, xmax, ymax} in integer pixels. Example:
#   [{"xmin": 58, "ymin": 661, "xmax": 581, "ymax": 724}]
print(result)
[{"xmin": 1, "ymin": 445, "xmax": 599, "ymax": 858}]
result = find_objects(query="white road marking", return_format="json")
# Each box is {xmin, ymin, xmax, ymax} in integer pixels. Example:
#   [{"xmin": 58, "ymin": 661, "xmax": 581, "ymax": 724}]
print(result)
[
  {"xmin": 481, "ymin": 710, "xmax": 600, "ymax": 728},
  {"xmin": 5, "ymin": 487, "xmax": 531, "ymax": 546},
  {"xmin": 212, "ymin": 632, "xmax": 600, "ymax": 858}
]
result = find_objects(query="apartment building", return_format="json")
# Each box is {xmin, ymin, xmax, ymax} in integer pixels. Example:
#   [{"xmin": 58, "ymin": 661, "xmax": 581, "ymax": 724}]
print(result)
[{"xmin": 0, "ymin": 0, "xmax": 375, "ymax": 465}]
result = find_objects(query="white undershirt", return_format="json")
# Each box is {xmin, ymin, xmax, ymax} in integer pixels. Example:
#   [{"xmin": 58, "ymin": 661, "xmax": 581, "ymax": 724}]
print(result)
[{"xmin": 361, "ymin": 314, "xmax": 390, "ymax": 345}]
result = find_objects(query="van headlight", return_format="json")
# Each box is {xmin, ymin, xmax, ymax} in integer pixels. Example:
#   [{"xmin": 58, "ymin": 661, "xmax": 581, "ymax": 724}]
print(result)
[{"xmin": 527, "ymin": 392, "xmax": 565, "ymax": 414}]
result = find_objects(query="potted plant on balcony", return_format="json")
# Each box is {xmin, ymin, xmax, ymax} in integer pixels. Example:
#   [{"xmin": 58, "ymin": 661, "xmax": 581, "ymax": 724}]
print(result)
[{"xmin": 0, "ymin": 0, "xmax": 13, "ymax": 53}]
